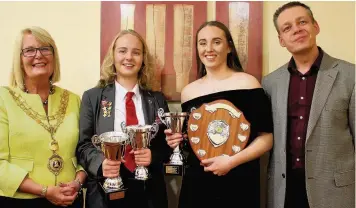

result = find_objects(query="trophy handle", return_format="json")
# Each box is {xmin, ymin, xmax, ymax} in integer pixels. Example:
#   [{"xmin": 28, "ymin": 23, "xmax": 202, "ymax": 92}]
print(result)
[
  {"xmin": 121, "ymin": 121, "xmax": 127, "ymax": 133},
  {"xmin": 157, "ymin": 108, "xmax": 167, "ymax": 127},
  {"xmin": 182, "ymin": 109, "xmax": 194, "ymax": 136},
  {"xmin": 91, "ymin": 135, "xmax": 101, "ymax": 151},
  {"xmin": 121, "ymin": 139, "xmax": 128, "ymax": 161},
  {"xmin": 149, "ymin": 122, "xmax": 159, "ymax": 146},
  {"xmin": 127, "ymin": 129, "xmax": 136, "ymax": 149}
]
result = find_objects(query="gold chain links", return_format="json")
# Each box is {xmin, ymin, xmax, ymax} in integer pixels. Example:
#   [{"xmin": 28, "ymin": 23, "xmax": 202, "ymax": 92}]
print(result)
[{"xmin": 5, "ymin": 87, "xmax": 69, "ymax": 177}]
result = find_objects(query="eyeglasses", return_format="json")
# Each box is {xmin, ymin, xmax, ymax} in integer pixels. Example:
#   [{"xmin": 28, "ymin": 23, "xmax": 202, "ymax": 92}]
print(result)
[{"xmin": 21, "ymin": 46, "xmax": 54, "ymax": 57}]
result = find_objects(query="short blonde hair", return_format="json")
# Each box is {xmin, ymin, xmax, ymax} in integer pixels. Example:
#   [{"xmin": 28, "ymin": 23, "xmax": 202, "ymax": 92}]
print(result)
[
  {"xmin": 98, "ymin": 29, "xmax": 155, "ymax": 90},
  {"xmin": 10, "ymin": 26, "xmax": 60, "ymax": 90}
]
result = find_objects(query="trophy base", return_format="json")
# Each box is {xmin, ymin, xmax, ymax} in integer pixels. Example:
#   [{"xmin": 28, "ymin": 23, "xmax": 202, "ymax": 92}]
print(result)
[
  {"xmin": 164, "ymin": 163, "xmax": 184, "ymax": 176},
  {"xmin": 99, "ymin": 182, "xmax": 127, "ymax": 200},
  {"xmin": 134, "ymin": 166, "xmax": 151, "ymax": 181}
]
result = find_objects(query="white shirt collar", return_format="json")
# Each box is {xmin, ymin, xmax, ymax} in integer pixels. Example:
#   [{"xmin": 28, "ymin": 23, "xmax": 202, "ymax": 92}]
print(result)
[{"xmin": 115, "ymin": 80, "xmax": 140, "ymax": 102}]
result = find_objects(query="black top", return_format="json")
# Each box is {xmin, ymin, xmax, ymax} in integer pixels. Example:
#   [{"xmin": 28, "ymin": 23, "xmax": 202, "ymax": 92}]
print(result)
[{"xmin": 179, "ymin": 88, "xmax": 273, "ymax": 208}]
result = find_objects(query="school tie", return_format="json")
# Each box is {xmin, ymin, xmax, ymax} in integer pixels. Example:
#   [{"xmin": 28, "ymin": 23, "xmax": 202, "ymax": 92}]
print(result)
[{"xmin": 124, "ymin": 92, "xmax": 138, "ymax": 172}]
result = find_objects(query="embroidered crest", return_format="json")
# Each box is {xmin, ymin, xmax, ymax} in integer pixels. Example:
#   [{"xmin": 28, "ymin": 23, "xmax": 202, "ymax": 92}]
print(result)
[{"xmin": 101, "ymin": 100, "xmax": 112, "ymax": 117}]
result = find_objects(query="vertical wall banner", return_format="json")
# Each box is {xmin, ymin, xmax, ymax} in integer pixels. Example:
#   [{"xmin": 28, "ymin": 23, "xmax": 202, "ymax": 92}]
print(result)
[
  {"xmin": 120, "ymin": 4, "xmax": 136, "ymax": 30},
  {"xmin": 101, "ymin": 1, "xmax": 262, "ymax": 101},
  {"xmin": 146, "ymin": 4, "xmax": 166, "ymax": 91},
  {"xmin": 216, "ymin": 1, "xmax": 263, "ymax": 81},
  {"xmin": 173, "ymin": 4, "xmax": 193, "ymax": 93},
  {"xmin": 229, "ymin": 2, "xmax": 249, "ymax": 70}
]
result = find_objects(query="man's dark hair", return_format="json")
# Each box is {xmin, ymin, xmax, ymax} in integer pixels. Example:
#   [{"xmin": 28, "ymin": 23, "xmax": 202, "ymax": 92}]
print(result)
[{"xmin": 273, "ymin": 1, "xmax": 315, "ymax": 33}]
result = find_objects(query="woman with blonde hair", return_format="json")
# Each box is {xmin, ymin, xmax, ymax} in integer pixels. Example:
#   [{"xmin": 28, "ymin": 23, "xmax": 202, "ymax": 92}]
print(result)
[
  {"xmin": 76, "ymin": 29, "xmax": 170, "ymax": 208},
  {"xmin": 0, "ymin": 26, "xmax": 86, "ymax": 207}
]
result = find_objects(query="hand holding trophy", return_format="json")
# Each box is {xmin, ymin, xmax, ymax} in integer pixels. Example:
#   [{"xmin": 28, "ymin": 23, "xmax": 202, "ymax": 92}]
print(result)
[
  {"xmin": 123, "ymin": 123, "xmax": 159, "ymax": 180},
  {"xmin": 158, "ymin": 108, "xmax": 188, "ymax": 176},
  {"xmin": 91, "ymin": 131, "xmax": 129, "ymax": 200}
]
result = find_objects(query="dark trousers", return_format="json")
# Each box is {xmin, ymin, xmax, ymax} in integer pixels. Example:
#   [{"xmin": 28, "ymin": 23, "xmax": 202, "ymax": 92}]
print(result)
[
  {"xmin": 284, "ymin": 168, "xmax": 310, "ymax": 208},
  {"xmin": 0, "ymin": 195, "xmax": 83, "ymax": 208}
]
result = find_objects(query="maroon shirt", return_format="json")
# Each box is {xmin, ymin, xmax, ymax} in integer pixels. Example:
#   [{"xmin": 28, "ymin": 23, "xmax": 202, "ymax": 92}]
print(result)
[{"xmin": 287, "ymin": 48, "xmax": 323, "ymax": 170}]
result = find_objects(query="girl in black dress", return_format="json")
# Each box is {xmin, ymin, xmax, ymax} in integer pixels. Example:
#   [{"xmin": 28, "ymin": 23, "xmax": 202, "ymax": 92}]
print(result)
[{"xmin": 165, "ymin": 21, "xmax": 273, "ymax": 208}]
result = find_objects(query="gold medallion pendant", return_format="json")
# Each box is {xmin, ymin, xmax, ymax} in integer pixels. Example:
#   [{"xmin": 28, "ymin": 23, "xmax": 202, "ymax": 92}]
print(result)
[
  {"xmin": 6, "ymin": 87, "xmax": 69, "ymax": 178},
  {"xmin": 48, "ymin": 154, "xmax": 64, "ymax": 176},
  {"xmin": 49, "ymin": 141, "xmax": 59, "ymax": 151}
]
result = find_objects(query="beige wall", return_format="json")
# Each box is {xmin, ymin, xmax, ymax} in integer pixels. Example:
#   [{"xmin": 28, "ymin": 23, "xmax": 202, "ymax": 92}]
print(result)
[{"xmin": 0, "ymin": 2, "xmax": 101, "ymax": 97}]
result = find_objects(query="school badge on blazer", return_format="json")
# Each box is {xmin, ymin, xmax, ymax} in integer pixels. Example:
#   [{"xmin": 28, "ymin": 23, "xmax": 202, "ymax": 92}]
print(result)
[{"xmin": 101, "ymin": 100, "xmax": 112, "ymax": 117}]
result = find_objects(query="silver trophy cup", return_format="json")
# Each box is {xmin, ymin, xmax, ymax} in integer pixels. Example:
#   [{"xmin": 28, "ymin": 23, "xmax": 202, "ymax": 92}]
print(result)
[
  {"xmin": 92, "ymin": 131, "xmax": 129, "ymax": 199},
  {"xmin": 158, "ymin": 108, "xmax": 188, "ymax": 176},
  {"xmin": 125, "ymin": 124, "xmax": 159, "ymax": 180}
]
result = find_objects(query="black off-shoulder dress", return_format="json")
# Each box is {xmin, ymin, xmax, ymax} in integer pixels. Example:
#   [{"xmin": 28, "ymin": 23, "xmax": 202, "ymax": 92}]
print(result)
[{"xmin": 179, "ymin": 89, "xmax": 273, "ymax": 208}]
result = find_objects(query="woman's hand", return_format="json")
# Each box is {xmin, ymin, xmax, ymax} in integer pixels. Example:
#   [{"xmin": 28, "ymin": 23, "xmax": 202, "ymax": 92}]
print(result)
[
  {"xmin": 58, "ymin": 180, "xmax": 81, "ymax": 196},
  {"xmin": 200, "ymin": 155, "xmax": 233, "ymax": 176},
  {"xmin": 102, "ymin": 159, "xmax": 121, "ymax": 178},
  {"xmin": 133, "ymin": 148, "xmax": 152, "ymax": 166},
  {"xmin": 164, "ymin": 129, "xmax": 183, "ymax": 149},
  {"xmin": 46, "ymin": 185, "xmax": 78, "ymax": 206}
]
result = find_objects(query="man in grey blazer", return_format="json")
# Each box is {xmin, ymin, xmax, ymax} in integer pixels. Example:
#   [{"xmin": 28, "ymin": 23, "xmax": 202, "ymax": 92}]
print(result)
[{"xmin": 262, "ymin": 2, "xmax": 355, "ymax": 208}]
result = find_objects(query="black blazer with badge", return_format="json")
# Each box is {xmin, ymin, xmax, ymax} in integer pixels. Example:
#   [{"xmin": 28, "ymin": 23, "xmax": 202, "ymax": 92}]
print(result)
[{"xmin": 76, "ymin": 84, "xmax": 171, "ymax": 208}]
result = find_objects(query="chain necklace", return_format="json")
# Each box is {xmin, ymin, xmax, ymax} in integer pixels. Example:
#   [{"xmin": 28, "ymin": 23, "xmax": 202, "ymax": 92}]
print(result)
[
  {"xmin": 23, "ymin": 84, "xmax": 55, "ymax": 106},
  {"xmin": 6, "ymin": 87, "xmax": 69, "ymax": 183}
]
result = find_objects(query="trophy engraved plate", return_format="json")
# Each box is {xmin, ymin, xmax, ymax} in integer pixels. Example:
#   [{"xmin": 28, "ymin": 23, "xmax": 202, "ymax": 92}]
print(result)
[
  {"xmin": 190, "ymin": 124, "xmax": 198, "ymax": 131},
  {"xmin": 187, "ymin": 99, "xmax": 250, "ymax": 160},
  {"xmin": 165, "ymin": 165, "xmax": 183, "ymax": 175},
  {"xmin": 158, "ymin": 108, "xmax": 188, "ymax": 176},
  {"xmin": 191, "ymin": 137, "xmax": 200, "ymax": 144},
  {"xmin": 92, "ymin": 131, "xmax": 129, "ymax": 200},
  {"xmin": 192, "ymin": 113, "xmax": 202, "ymax": 120},
  {"xmin": 197, "ymin": 149, "xmax": 206, "ymax": 157},
  {"xmin": 109, "ymin": 190, "xmax": 125, "ymax": 201}
]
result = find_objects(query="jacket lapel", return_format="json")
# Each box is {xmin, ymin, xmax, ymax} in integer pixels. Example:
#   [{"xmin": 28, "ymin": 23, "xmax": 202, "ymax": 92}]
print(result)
[
  {"xmin": 276, "ymin": 68, "xmax": 290, "ymax": 156},
  {"xmin": 306, "ymin": 53, "xmax": 338, "ymax": 141},
  {"xmin": 140, "ymin": 89, "xmax": 155, "ymax": 125},
  {"xmin": 97, "ymin": 84, "xmax": 116, "ymax": 134}
]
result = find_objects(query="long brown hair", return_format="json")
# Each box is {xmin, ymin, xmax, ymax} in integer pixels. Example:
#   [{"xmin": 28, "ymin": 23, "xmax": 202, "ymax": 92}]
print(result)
[{"xmin": 195, "ymin": 21, "xmax": 243, "ymax": 78}]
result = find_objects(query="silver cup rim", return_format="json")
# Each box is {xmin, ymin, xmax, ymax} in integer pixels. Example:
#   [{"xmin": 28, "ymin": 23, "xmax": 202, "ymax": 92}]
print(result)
[
  {"xmin": 163, "ymin": 112, "xmax": 188, "ymax": 117},
  {"xmin": 126, "ymin": 125, "xmax": 152, "ymax": 133},
  {"xmin": 99, "ymin": 131, "xmax": 129, "ymax": 143}
]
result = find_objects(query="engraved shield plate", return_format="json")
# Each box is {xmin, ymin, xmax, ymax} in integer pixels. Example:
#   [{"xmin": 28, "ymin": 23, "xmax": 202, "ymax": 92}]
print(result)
[{"xmin": 187, "ymin": 99, "xmax": 251, "ymax": 160}]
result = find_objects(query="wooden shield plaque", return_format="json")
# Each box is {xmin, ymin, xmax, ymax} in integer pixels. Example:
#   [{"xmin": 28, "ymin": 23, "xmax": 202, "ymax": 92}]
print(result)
[{"xmin": 187, "ymin": 99, "xmax": 251, "ymax": 160}]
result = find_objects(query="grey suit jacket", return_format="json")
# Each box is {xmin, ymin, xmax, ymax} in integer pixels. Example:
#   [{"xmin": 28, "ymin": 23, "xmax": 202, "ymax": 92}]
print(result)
[
  {"xmin": 262, "ymin": 52, "xmax": 355, "ymax": 208},
  {"xmin": 76, "ymin": 84, "xmax": 171, "ymax": 208}
]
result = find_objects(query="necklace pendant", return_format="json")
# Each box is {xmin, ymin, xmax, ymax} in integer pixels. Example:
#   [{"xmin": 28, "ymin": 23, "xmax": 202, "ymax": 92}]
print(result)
[
  {"xmin": 49, "ymin": 141, "xmax": 59, "ymax": 151},
  {"xmin": 48, "ymin": 154, "xmax": 63, "ymax": 176}
]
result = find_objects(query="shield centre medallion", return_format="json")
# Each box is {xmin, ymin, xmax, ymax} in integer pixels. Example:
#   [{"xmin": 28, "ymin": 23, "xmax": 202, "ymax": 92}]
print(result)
[{"xmin": 207, "ymin": 120, "xmax": 229, "ymax": 147}]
